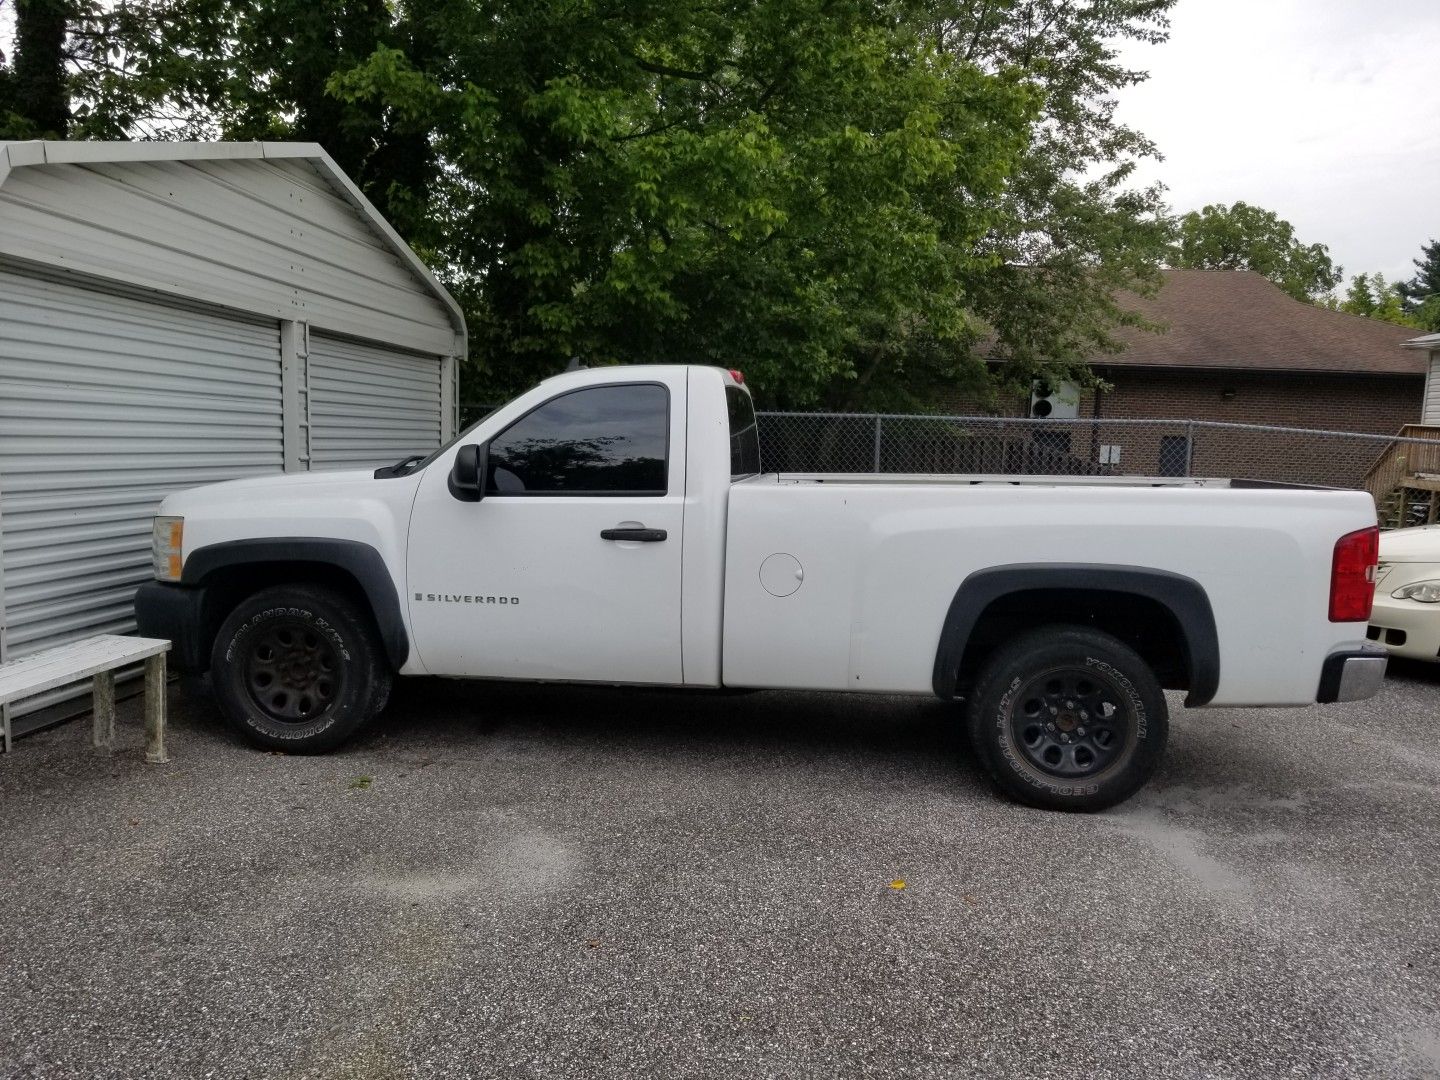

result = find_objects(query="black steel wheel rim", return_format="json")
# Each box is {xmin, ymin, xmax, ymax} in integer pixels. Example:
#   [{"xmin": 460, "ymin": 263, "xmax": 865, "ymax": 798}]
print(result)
[
  {"xmin": 1008, "ymin": 665, "xmax": 1132, "ymax": 779},
  {"xmin": 244, "ymin": 620, "xmax": 342, "ymax": 724}
]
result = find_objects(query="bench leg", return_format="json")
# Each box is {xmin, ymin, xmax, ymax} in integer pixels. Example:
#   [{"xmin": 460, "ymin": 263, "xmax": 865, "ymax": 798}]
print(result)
[
  {"xmin": 144, "ymin": 653, "xmax": 168, "ymax": 764},
  {"xmin": 2, "ymin": 703, "xmax": 9, "ymax": 755},
  {"xmin": 93, "ymin": 672, "xmax": 117, "ymax": 755}
]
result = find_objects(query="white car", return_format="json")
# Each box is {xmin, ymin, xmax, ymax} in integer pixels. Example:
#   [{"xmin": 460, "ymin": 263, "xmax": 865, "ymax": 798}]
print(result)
[{"xmin": 1369, "ymin": 525, "xmax": 1440, "ymax": 662}]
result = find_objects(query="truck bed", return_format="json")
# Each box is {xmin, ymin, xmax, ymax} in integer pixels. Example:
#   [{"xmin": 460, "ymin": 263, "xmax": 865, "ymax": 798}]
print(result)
[{"xmin": 722, "ymin": 472, "xmax": 1373, "ymax": 703}]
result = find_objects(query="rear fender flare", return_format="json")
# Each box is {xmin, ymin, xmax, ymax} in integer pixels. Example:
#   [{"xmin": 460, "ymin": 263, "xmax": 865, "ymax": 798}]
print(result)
[{"xmin": 931, "ymin": 564, "xmax": 1220, "ymax": 707}]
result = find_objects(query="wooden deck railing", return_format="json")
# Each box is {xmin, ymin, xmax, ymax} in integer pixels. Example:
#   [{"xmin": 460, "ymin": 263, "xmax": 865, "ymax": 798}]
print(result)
[{"xmin": 1362, "ymin": 424, "xmax": 1440, "ymax": 504}]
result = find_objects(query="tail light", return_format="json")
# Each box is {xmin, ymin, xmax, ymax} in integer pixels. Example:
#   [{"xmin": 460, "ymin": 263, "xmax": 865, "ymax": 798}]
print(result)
[
  {"xmin": 728, "ymin": 369, "xmax": 745, "ymax": 385},
  {"xmin": 1329, "ymin": 526, "xmax": 1379, "ymax": 622}
]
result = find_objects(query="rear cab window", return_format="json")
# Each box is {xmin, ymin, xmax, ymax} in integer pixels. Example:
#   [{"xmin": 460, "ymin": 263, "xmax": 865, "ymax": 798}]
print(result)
[{"xmin": 727, "ymin": 385, "xmax": 761, "ymax": 479}]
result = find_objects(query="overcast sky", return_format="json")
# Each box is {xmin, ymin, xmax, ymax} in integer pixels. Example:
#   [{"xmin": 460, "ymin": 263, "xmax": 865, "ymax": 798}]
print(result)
[{"xmin": 1114, "ymin": 0, "xmax": 1440, "ymax": 289}]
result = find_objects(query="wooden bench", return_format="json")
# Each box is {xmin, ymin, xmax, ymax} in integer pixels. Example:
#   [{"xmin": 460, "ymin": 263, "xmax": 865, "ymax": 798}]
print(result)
[{"xmin": 0, "ymin": 635, "xmax": 171, "ymax": 761}]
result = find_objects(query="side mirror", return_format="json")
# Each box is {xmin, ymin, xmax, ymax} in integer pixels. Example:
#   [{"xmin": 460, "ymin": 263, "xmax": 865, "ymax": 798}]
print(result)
[{"xmin": 448, "ymin": 443, "xmax": 487, "ymax": 502}]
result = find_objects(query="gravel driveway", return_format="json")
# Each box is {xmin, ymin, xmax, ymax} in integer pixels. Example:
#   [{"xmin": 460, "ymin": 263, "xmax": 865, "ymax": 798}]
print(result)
[{"xmin": 2, "ymin": 664, "xmax": 1439, "ymax": 1079}]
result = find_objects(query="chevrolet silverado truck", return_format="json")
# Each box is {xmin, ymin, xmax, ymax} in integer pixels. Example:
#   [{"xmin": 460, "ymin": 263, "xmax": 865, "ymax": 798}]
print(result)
[{"xmin": 136, "ymin": 364, "xmax": 1388, "ymax": 811}]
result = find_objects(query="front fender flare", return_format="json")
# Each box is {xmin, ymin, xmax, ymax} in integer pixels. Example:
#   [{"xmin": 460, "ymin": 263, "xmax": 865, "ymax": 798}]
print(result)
[
  {"xmin": 183, "ymin": 538, "xmax": 409, "ymax": 669},
  {"xmin": 931, "ymin": 563, "xmax": 1220, "ymax": 707}
]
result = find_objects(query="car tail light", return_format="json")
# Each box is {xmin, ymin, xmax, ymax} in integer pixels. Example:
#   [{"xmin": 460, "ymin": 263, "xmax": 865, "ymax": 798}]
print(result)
[
  {"xmin": 728, "ymin": 369, "xmax": 745, "ymax": 385},
  {"xmin": 1329, "ymin": 526, "xmax": 1379, "ymax": 622}
]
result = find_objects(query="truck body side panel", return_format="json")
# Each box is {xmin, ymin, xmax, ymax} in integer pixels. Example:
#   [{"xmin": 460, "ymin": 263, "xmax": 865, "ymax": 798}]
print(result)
[{"xmin": 721, "ymin": 477, "xmax": 1375, "ymax": 705}]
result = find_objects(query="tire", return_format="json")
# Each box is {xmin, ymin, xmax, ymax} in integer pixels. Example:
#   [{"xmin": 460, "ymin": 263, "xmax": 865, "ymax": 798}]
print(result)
[
  {"xmin": 965, "ymin": 625, "xmax": 1168, "ymax": 812},
  {"xmin": 210, "ymin": 584, "xmax": 392, "ymax": 753}
]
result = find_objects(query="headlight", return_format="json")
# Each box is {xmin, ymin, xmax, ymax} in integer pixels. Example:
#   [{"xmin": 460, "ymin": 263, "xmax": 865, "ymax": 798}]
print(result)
[
  {"xmin": 1391, "ymin": 579, "xmax": 1440, "ymax": 603},
  {"xmin": 153, "ymin": 516, "xmax": 184, "ymax": 582}
]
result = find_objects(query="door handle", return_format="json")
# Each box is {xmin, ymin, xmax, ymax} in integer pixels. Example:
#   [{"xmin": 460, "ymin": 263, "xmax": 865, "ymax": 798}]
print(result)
[{"xmin": 600, "ymin": 527, "xmax": 668, "ymax": 542}]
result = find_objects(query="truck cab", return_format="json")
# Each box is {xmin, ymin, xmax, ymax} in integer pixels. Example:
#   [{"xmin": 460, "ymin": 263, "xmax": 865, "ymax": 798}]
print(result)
[{"xmin": 404, "ymin": 365, "xmax": 745, "ymax": 686}]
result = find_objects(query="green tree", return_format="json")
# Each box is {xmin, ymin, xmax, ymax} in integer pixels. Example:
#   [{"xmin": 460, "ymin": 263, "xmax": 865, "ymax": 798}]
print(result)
[
  {"xmin": 921, "ymin": 0, "xmax": 1178, "ymax": 409},
  {"xmin": 1413, "ymin": 296, "xmax": 1440, "ymax": 334},
  {"xmin": 331, "ymin": 0, "xmax": 1044, "ymax": 404},
  {"xmin": 1399, "ymin": 239, "xmax": 1440, "ymax": 329},
  {"xmin": 1333, "ymin": 272, "xmax": 1420, "ymax": 328},
  {"xmin": 1339, "ymin": 273, "xmax": 1381, "ymax": 317},
  {"xmin": 1, "ymin": 0, "xmax": 81, "ymax": 137},
  {"xmin": 1171, "ymin": 201, "xmax": 1341, "ymax": 303},
  {"xmin": 61, "ymin": 0, "xmax": 1181, "ymax": 409}
]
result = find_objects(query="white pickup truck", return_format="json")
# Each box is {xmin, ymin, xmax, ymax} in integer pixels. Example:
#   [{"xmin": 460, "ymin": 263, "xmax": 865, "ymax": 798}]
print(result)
[{"xmin": 136, "ymin": 364, "xmax": 1387, "ymax": 811}]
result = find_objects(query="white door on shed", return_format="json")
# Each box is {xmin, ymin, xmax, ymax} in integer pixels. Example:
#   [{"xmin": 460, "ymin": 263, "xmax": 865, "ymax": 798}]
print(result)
[
  {"xmin": 0, "ymin": 268, "xmax": 285, "ymax": 711},
  {"xmin": 306, "ymin": 333, "xmax": 445, "ymax": 471}
]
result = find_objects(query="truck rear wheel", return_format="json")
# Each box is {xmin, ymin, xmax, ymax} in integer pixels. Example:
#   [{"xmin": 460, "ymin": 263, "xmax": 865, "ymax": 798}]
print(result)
[
  {"xmin": 210, "ymin": 584, "xmax": 391, "ymax": 754},
  {"xmin": 965, "ymin": 626, "xmax": 1168, "ymax": 812}
]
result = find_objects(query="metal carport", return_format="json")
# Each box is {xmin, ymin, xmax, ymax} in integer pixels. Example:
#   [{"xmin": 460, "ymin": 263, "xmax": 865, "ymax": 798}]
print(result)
[{"xmin": 0, "ymin": 141, "xmax": 466, "ymax": 730}]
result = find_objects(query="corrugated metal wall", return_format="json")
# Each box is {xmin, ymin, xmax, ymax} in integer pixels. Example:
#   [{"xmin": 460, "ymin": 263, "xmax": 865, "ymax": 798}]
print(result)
[
  {"xmin": 307, "ymin": 333, "xmax": 444, "ymax": 471},
  {"xmin": 0, "ymin": 268, "xmax": 284, "ymax": 713}
]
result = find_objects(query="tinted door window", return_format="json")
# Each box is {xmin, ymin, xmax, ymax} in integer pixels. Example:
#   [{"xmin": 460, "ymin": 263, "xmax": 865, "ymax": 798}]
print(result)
[
  {"xmin": 727, "ymin": 386, "xmax": 761, "ymax": 479},
  {"xmin": 486, "ymin": 384, "xmax": 669, "ymax": 495}
]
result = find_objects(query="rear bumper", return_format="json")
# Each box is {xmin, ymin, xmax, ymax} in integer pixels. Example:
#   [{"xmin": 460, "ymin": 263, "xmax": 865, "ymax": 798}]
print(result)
[
  {"xmin": 134, "ymin": 580, "xmax": 208, "ymax": 672},
  {"xmin": 1316, "ymin": 644, "xmax": 1388, "ymax": 703}
]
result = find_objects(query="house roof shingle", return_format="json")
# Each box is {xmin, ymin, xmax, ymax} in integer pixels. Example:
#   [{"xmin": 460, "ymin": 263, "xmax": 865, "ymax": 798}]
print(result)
[{"xmin": 1103, "ymin": 269, "xmax": 1424, "ymax": 376}]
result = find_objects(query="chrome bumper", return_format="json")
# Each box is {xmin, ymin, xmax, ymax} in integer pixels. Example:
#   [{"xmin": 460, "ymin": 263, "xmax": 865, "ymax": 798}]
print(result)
[{"xmin": 1317, "ymin": 645, "xmax": 1388, "ymax": 703}]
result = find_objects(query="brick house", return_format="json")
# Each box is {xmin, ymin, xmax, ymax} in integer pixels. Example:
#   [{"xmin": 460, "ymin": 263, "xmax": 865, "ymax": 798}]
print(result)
[
  {"xmin": 986, "ymin": 270, "xmax": 1423, "ymax": 427},
  {"xmin": 969, "ymin": 270, "xmax": 1425, "ymax": 483}
]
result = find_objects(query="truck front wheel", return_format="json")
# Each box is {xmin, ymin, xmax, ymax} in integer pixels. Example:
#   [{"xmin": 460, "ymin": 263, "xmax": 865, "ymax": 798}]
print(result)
[
  {"xmin": 966, "ymin": 626, "xmax": 1168, "ymax": 812},
  {"xmin": 210, "ymin": 584, "xmax": 391, "ymax": 753}
]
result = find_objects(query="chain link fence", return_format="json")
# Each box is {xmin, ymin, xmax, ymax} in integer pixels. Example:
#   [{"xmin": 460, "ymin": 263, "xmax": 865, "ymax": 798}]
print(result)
[
  {"xmin": 756, "ymin": 412, "xmax": 1384, "ymax": 484},
  {"xmin": 461, "ymin": 401, "xmax": 1440, "ymax": 526},
  {"xmin": 756, "ymin": 412, "xmax": 1440, "ymax": 526}
]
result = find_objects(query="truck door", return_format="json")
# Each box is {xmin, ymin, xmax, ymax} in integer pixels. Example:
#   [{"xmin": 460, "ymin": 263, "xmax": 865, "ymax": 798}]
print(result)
[{"xmin": 405, "ymin": 372, "xmax": 685, "ymax": 684}]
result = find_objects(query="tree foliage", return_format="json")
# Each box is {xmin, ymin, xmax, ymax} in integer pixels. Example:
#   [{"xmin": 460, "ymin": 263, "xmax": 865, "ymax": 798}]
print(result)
[
  {"xmin": 1, "ymin": 0, "xmax": 84, "ymax": 137},
  {"xmin": 1413, "ymin": 296, "xmax": 1440, "ymax": 334},
  {"xmin": 1398, "ymin": 239, "xmax": 1440, "ymax": 331},
  {"xmin": 1171, "ymin": 201, "xmax": 1341, "ymax": 304},
  {"xmin": 331, "ymin": 0, "xmax": 1050, "ymax": 405},
  {"xmin": 11, "ymin": 0, "xmax": 1180, "ymax": 409},
  {"xmin": 920, "ymin": 1, "xmax": 1177, "ymax": 407},
  {"xmin": 1328, "ymin": 272, "xmax": 1422, "ymax": 329}
]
